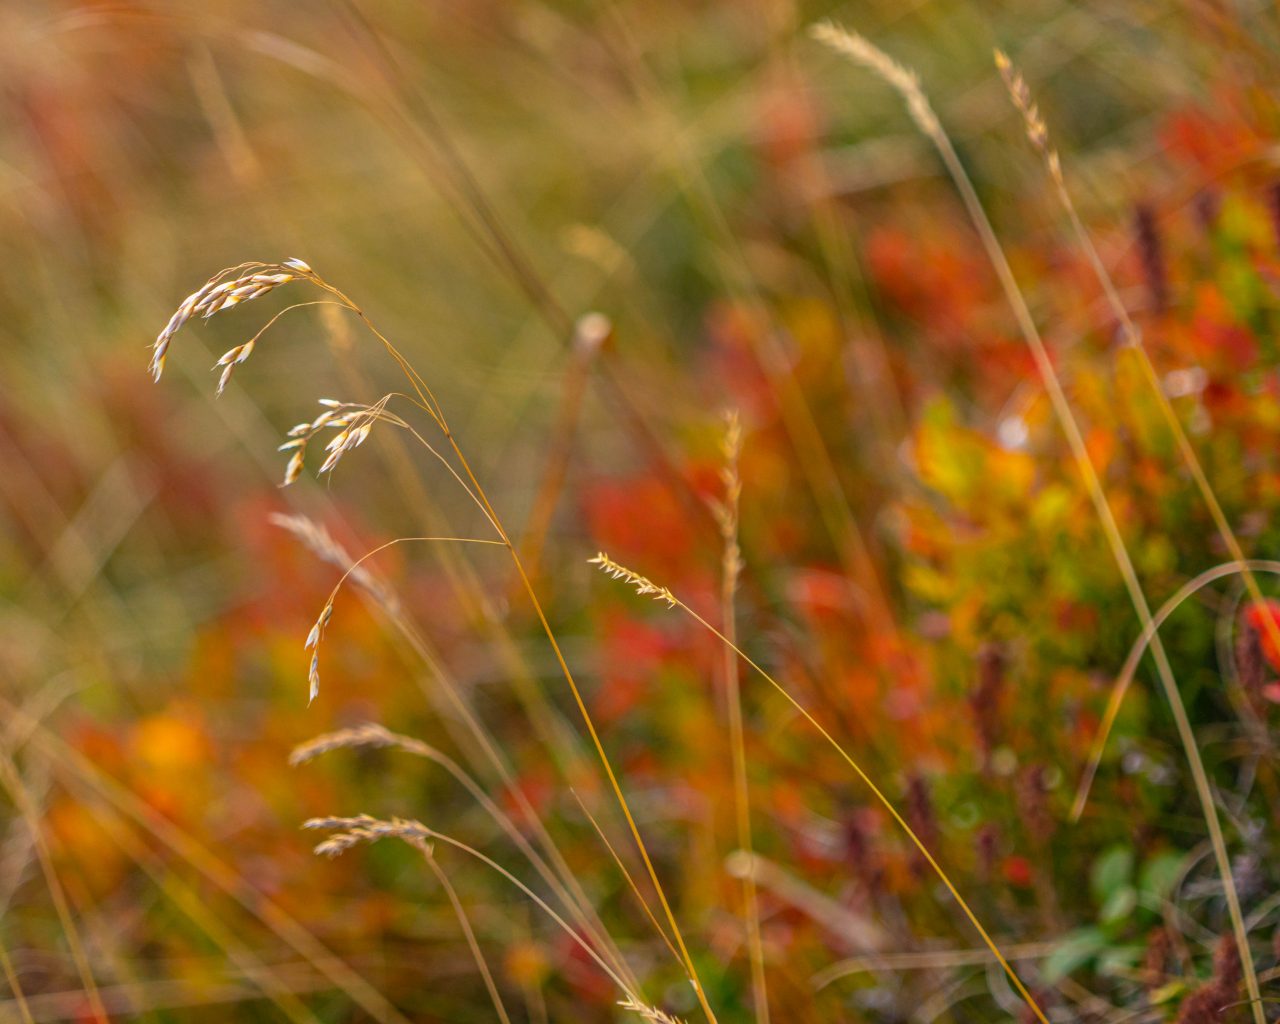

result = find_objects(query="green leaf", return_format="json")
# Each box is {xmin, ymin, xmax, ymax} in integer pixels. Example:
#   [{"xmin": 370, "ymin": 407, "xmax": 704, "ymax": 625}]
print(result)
[
  {"xmin": 1091, "ymin": 846, "xmax": 1134, "ymax": 903},
  {"xmin": 1043, "ymin": 928, "xmax": 1107, "ymax": 983},
  {"xmin": 1099, "ymin": 885, "xmax": 1137, "ymax": 925},
  {"xmin": 1139, "ymin": 852, "xmax": 1185, "ymax": 902}
]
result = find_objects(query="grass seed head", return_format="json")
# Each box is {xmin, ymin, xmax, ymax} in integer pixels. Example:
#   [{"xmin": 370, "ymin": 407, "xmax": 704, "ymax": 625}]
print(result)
[
  {"xmin": 150, "ymin": 259, "xmax": 313, "ymax": 383},
  {"xmin": 289, "ymin": 723, "xmax": 397, "ymax": 766},
  {"xmin": 588, "ymin": 553, "xmax": 676, "ymax": 607}
]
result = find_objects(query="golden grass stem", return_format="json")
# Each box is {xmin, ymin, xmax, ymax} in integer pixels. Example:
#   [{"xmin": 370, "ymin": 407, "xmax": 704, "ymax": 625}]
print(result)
[
  {"xmin": 504, "ymin": 547, "xmax": 719, "ymax": 1023},
  {"xmin": 571, "ymin": 791, "xmax": 683, "ymax": 968}
]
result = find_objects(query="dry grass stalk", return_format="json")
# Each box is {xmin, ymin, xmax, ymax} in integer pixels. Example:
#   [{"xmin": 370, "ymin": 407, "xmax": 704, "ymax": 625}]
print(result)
[
  {"xmin": 267, "ymin": 513, "xmax": 397, "ymax": 610},
  {"xmin": 289, "ymin": 722, "xmax": 401, "ymax": 765},
  {"xmin": 809, "ymin": 22, "xmax": 937, "ymax": 137},
  {"xmin": 992, "ymin": 51, "xmax": 1061, "ymax": 186}
]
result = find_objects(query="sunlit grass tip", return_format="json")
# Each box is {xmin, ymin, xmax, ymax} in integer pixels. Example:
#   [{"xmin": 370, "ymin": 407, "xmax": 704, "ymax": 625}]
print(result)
[{"xmin": 588, "ymin": 552, "xmax": 676, "ymax": 607}]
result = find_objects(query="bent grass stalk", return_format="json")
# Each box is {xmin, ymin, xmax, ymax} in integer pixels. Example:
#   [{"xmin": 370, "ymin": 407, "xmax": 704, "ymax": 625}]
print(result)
[
  {"xmin": 813, "ymin": 22, "xmax": 1262, "ymax": 1022},
  {"xmin": 417, "ymin": 843, "xmax": 514, "ymax": 1024},
  {"xmin": 588, "ymin": 553, "xmax": 1048, "ymax": 1024},
  {"xmin": 153, "ymin": 263, "xmax": 719, "ymax": 1023},
  {"xmin": 303, "ymin": 815, "xmax": 636, "ymax": 997},
  {"xmin": 1075, "ymin": 559, "xmax": 1280, "ymax": 817}
]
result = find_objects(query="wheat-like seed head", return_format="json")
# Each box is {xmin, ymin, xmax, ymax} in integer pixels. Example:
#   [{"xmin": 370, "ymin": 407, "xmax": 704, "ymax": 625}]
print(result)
[
  {"xmin": 588, "ymin": 553, "xmax": 676, "ymax": 607},
  {"xmin": 303, "ymin": 814, "xmax": 432, "ymax": 858},
  {"xmin": 150, "ymin": 258, "xmax": 312, "ymax": 383},
  {"xmin": 290, "ymin": 723, "xmax": 396, "ymax": 765},
  {"xmin": 993, "ymin": 50, "xmax": 1063, "ymax": 187},
  {"xmin": 289, "ymin": 722, "xmax": 437, "ymax": 766},
  {"xmin": 810, "ymin": 21, "xmax": 939, "ymax": 137},
  {"xmin": 618, "ymin": 996, "xmax": 688, "ymax": 1024}
]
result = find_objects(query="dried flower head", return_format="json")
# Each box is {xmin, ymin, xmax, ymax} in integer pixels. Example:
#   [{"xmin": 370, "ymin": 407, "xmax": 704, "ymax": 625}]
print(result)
[
  {"xmin": 588, "ymin": 553, "xmax": 676, "ymax": 607},
  {"xmin": 150, "ymin": 259, "xmax": 312, "ymax": 382}
]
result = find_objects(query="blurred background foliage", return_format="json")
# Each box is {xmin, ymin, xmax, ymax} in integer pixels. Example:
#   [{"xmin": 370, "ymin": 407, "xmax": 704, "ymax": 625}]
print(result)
[{"xmin": 3, "ymin": 0, "xmax": 1280, "ymax": 1021}]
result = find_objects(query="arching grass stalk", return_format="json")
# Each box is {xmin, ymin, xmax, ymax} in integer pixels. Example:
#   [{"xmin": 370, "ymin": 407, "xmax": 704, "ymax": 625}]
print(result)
[
  {"xmin": 812, "ymin": 22, "xmax": 1261, "ymax": 1022},
  {"xmin": 588, "ymin": 553, "xmax": 1049, "ymax": 1024},
  {"xmin": 1077, "ymin": 559, "xmax": 1280, "ymax": 818}
]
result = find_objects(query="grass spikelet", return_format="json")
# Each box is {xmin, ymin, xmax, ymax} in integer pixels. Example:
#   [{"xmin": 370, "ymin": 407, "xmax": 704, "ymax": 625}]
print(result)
[
  {"xmin": 993, "ymin": 50, "xmax": 1062, "ymax": 186},
  {"xmin": 289, "ymin": 723, "xmax": 399, "ymax": 765},
  {"xmin": 150, "ymin": 259, "xmax": 312, "ymax": 382},
  {"xmin": 303, "ymin": 814, "xmax": 429, "ymax": 857},
  {"xmin": 276, "ymin": 398, "xmax": 403, "ymax": 484},
  {"xmin": 619, "ymin": 995, "xmax": 688, "ymax": 1024},
  {"xmin": 809, "ymin": 22, "xmax": 938, "ymax": 137},
  {"xmin": 267, "ymin": 513, "xmax": 396, "ymax": 609},
  {"xmin": 587, "ymin": 553, "xmax": 676, "ymax": 606}
]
